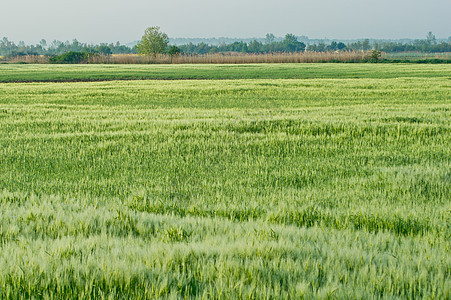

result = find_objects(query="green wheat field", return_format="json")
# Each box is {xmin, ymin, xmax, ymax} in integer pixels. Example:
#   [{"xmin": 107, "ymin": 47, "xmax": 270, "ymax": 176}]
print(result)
[{"xmin": 0, "ymin": 64, "xmax": 450, "ymax": 299}]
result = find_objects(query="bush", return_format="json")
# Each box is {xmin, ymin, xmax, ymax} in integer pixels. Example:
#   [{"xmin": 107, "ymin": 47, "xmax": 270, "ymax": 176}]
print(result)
[
  {"xmin": 369, "ymin": 50, "xmax": 382, "ymax": 63},
  {"xmin": 49, "ymin": 51, "xmax": 94, "ymax": 64}
]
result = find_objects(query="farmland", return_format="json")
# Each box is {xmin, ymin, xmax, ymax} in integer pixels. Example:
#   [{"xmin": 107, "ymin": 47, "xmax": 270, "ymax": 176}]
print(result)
[
  {"xmin": 1, "ymin": 63, "xmax": 451, "ymax": 82},
  {"xmin": 0, "ymin": 64, "xmax": 450, "ymax": 298}
]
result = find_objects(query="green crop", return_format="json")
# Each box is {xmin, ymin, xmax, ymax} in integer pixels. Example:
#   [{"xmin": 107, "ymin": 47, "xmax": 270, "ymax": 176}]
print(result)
[
  {"xmin": 0, "ymin": 63, "xmax": 450, "ymax": 82},
  {"xmin": 0, "ymin": 64, "xmax": 450, "ymax": 299}
]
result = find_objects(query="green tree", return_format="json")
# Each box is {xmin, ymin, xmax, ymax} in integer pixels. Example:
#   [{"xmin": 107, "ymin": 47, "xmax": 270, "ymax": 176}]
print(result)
[
  {"xmin": 96, "ymin": 44, "xmax": 112, "ymax": 56},
  {"xmin": 426, "ymin": 32, "xmax": 436, "ymax": 45},
  {"xmin": 248, "ymin": 40, "xmax": 262, "ymax": 53},
  {"xmin": 362, "ymin": 39, "xmax": 371, "ymax": 51},
  {"xmin": 265, "ymin": 33, "xmax": 275, "ymax": 44},
  {"xmin": 137, "ymin": 26, "xmax": 169, "ymax": 56},
  {"xmin": 283, "ymin": 34, "xmax": 306, "ymax": 52},
  {"xmin": 39, "ymin": 39, "xmax": 47, "ymax": 48},
  {"xmin": 167, "ymin": 45, "xmax": 181, "ymax": 63},
  {"xmin": 369, "ymin": 49, "xmax": 382, "ymax": 62},
  {"xmin": 168, "ymin": 45, "xmax": 181, "ymax": 56}
]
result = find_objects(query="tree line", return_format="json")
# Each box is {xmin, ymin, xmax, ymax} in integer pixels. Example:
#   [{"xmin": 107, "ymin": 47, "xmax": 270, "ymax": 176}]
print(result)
[
  {"xmin": 179, "ymin": 32, "xmax": 450, "ymax": 54},
  {"xmin": 0, "ymin": 37, "xmax": 135, "ymax": 57},
  {"xmin": 1, "ymin": 31, "xmax": 450, "ymax": 58}
]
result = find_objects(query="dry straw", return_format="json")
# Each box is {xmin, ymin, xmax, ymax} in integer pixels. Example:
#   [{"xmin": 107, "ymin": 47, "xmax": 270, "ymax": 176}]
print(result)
[
  {"xmin": 4, "ymin": 55, "xmax": 50, "ymax": 64},
  {"xmin": 3, "ymin": 51, "xmax": 370, "ymax": 64},
  {"xmin": 97, "ymin": 51, "xmax": 369, "ymax": 64},
  {"xmin": 4, "ymin": 51, "xmax": 451, "ymax": 64}
]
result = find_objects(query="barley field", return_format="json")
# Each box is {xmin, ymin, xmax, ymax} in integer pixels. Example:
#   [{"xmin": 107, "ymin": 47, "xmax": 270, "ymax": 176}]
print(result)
[
  {"xmin": 0, "ymin": 64, "xmax": 450, "ymax": 298},
  {"xmin": 1, "ymin": 63, "xmax": 450, "ymax": 83}
]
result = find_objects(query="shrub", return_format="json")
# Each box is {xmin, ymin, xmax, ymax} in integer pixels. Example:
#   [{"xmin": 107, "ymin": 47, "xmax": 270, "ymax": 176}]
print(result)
[
  {"xmin": 49, "ymin": 51, "xmax": 94, "ymax": 64},
  {"xmin": 369, "ymin": 50, "xmax": 382, "ymax": 63}
]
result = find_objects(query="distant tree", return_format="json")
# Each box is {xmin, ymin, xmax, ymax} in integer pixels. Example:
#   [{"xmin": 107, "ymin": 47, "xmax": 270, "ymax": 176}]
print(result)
[
  {"xmin": 362, "ymin": 39, "xmax": 371, "ymax": 50},
  {"xmin": 39, "ymin": 39, "xmax": 47, "ymax": 48},
  {"xmin": 310, "ymin": 43, "xmax": 327, "ymax": 52},
  {"xmin": 209, "ymin": 46, "xmax": 219, "ymax": 54},
  {"xmin": 195, "ymin": 42, "xmax": 210, "ymax": 54},
  {"xmin": 228, "ymin": 41, "xmax": 244, "ymax": 52},
  {"xmin": 426, "ymin": 32, "xmax": 436, "ymax": 45},
  {"xmin": 265, "ymin": 33, "xmax": 275, "ymax": 44},
  {"xmin": 337, "ymin": 42, "xmax": 346, "ymax": 50},
  {"xmin": 326, "ymin": 41, "xmax": 346, "ymax": 51},
  {"xmin": 283, "ymin": 34, "xmax": 306, "ymax": 52},
  {"xmin": 96, "ymin": 44, "xmax": 112, "ymax": 56},
  {"xmin": 168, "ymin": 45, "xmax": 181, "ymax": 56},
  {"xmin": 137, "ymin": 26, "xmax": 169, "ymax": 56},
  {"xmin": 369, "ymin": 49, "xmax": 382, "ymax": 62},
  {"xmin": 71, "ymin": 39, "xmax": 82, "ymax": 52},
  {"xmin": 167, "ymin": 45, "xmax": 181, "ymax": 63},
  {"xmin": 240, "ymin": 42, "xmax": 248, "ymax": 53},
  {"xmin": 248, "ymin": 40, "xmax": 263, "ymax": 53}
]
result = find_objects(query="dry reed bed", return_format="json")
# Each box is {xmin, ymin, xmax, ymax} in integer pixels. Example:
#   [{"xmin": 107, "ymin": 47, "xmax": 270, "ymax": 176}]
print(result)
[
  {"xmin": 115, "ymin": 51, "xmax": 369, "ymax": 64},
  {"xmin": 3, "ymin": 51, "xmax": 449, "ymax": 65},
  {"xmin": 91, "ymin": 51, "xmax": 369, "ymax": 64},
  {"xmin": 3, "ymin": 51, "xmax": 370, "ymax": 64},
  {"xmin": 2, "ymin": 55, "xmax": 49, "ymax": 64}
]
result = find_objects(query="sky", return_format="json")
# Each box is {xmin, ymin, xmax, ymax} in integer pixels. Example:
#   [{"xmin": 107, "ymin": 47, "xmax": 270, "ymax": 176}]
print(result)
[{"xmin": 1, "ymin": 0, "xmax": 450, "ymax": 44}]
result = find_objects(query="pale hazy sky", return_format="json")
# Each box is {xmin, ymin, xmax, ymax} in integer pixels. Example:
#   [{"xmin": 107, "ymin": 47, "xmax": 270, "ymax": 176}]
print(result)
[{"xmin": 2, "ymin": 0, "xmax": 450, "ymax": 43}]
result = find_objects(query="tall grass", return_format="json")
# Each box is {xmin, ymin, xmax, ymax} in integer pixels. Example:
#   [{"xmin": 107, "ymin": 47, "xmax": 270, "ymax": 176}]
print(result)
[
  {"xmin": 1, "ymin": 54, "xmax": 49, "ymax": 64},
  {"xmin": 3, "ymin": 51, "xmax": 451, "ymax": 64},
  {"xmin": 100, "ymin": 51, "xmax": 369, "ymax": 64},
  {"xmin": 384, "ymin": 51, "xmax": 451, "ymax": 60},
  {"xmin": 1, "ymin": 51, "xmax": 370, "ymax": 64}
]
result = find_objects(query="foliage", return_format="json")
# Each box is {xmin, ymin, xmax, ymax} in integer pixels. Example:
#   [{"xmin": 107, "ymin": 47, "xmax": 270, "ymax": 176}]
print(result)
[
  {"xmin": 0, "ymin": 64, "xmax": 450, "ymax": 298},
  {"xmin": 0, "ymin": 37, "xmax": 136, "ymax": 57},
  {"xmin": 167, "ymin": 45, "xmax": 181, "ymax": 64},
  {"xmin": 346, "ymin": 39, "xmax": 372, "ymax": 51},
  {"xmin": 179, "ymin": 35, "xmax": 307, "ymax": 54},
  {"xmin": 265, "ymin": 33, "xmax": 276, "ymax": 44},
  {"xmin": 426, "ymin": 31, "xmax": 437, "ymax": 45},
  {"xmin": 283, "ymin": 34, "xmax": 306, "ymax": 52},
  {"xmin": 2, "ymin": 32, "xmax": 451, "ymax": 58},
  {"xmin": 95, "ymin": 44, "xmax": 112, "ymax": 56},
  {"xmin": 48, "ymin": 51, "xmax": 94, "ymax": 64},
  {"xmin": 136, "ymin": 26, "xmax": 169, "ymax": 56},
  {"xmin": 369, "ymin": 49, "xmax": 382, "ymax": 62},
  {"xmin": 168, "ymin": 45, "xmax": 181, "ymax": 57}
]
